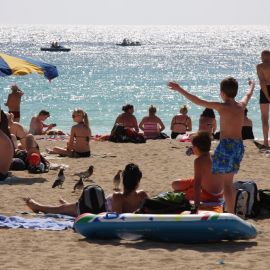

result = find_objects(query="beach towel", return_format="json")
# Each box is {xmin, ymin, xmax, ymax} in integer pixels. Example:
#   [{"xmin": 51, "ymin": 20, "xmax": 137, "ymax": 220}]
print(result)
[{"xmin": 0, "ymin": 215, "xmax": 74, "ymax": 230}]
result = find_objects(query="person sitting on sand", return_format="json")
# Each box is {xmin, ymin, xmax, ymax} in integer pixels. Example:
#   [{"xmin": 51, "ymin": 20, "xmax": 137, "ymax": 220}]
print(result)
[
  {"xmin": 29, "ymin": 110, "xmax": 56, "ymax": 135},
  {"xmin": 46, "ymin": 109, "xmax": 91, "ymax": 158},
  {"xmin": 4, "ymin": 84, "xmax": 24, "ymax": 122},
  {"xmin": 198, "ymin": 108, "xmax": 217, "ymax": 135},
  {"xmin": 0, "ymin": 110, "xmax": 13, "ymax": 180},
  {"xmin": 114, "ymin": 104, "xmax": 139, "ymax": 132},
  {"xmin": 23, "ymin": 163, "xmax": 148, "ymax": 216},
  {"xmin": 170, "ymin": 105, "xmax": 192, "ymax": 139},
  {"xmin": 171, "ymin": 132, "xmax": 224, "ymax": 213},
  {"xmin": 242, "ymin": 108, "xmax": 254, "ymax": 140},
  {"xmin": 139, "ymin": 105, "xmax": 165, "ymax": 139},
  {"xmin": 6, "ymin": 112, "xmax": 28, "ymax": 150}
]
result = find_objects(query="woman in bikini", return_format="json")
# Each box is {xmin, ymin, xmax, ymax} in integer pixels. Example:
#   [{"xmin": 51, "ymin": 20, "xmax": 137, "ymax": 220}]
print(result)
[
  {"xmin": 242, "ymin": 108, "xmax": 254, "ymax": 140},
  {"xmin": 47, "ymin": 109, "xmax": 91, "ymax": 158},
  {"xmin": 23, "ymin": 163, "xmax": 148, "ymax": 216},
  {"xmin": 198, "ymin": 108, "xmax": 217, "ymax": 135},
  {"xmin": 170, "ymin": 105, "xmax": 192, "ymax": 139},
  {"xmin": 139, "ymin": 105, "xmax": 165, "ymax": 139},
  {"xmin": 114, "ymin": 104, "xmax": 139, "ymax": 132}
]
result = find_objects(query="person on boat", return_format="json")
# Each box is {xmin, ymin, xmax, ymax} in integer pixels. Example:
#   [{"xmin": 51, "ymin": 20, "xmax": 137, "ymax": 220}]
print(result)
[
  {"xmin": 242, "ymin": 108, "xmax": 254, "ymax": 140},
  {"xmin": 198, "ymin": 108, "xmax": 217, "ymax": 136},
  {"xmin": 122, "ymin": 38, "xmax": 129, "ymax": 45},
  {"xmin": 114, "ymin": 104, "xmax": 139, "ymax": 132},
  {"xmin": 139, "ymin": 105, "xmax": 165, "ymax": 139},
  {"xmin": 29, "ymin": 110, "xmax": 56, "ymax": 135},
  {"xmin": 23, "ymin": 163, "xmax": 148, "ymax": 216},
  {"xmin": 46, "ymin": 109, "xmax": 91, "ymax": 158},
  {"xmin": 6, "ymin": 112, "xmax": 28, "ymax": 150},
  {"xmin": 171, "ymin": 132, "xmax": 224, "ymax": 213},
  {"xmin": 4, "ymin": 84, "xmax": 24, "ymax": 122},
  {"xmin": 170, "ymin": 105, "xmax": 192, "ymax": 139}
]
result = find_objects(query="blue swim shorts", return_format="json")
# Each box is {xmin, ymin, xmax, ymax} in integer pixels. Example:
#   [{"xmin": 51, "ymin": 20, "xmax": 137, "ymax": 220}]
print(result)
[{"xmin": 212, "ymin": 139, "xmax": 244, "ymax": 174}]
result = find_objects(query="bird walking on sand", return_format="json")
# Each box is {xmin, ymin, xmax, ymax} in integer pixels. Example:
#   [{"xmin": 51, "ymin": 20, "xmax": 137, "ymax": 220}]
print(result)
[
  {"xmin": 73, "ymin": 177, "xmax": 84, "ymax": 192},
  {"xmin": 73, "ymin": 165, "xmax": 94, "ymax": 181},
  {"xmin": 113, "ymin": 170, "xmax": 122, "ymax": 191},
  {"xmin": 52, "ymin": 168, "xmax": 65, "ymax": 188}
]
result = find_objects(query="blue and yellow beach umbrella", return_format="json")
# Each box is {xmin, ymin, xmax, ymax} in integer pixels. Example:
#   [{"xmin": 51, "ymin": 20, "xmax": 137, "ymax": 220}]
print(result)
[{"xmin": 0, "ymin": 52, "xmax": 58, "ymax": 80}]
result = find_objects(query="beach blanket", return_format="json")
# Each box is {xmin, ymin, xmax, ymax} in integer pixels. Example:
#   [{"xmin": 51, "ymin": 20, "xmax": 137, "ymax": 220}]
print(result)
[
  {"xmin": 0, "ymin": 215, "xmax": 74, "ymax": 231},
  {"xmin": 36, "ymin": 135, "xmax": 69, "ymax": 141}
]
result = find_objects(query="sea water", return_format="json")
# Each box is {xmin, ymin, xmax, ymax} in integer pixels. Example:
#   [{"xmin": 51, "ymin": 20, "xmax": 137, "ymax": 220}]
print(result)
[{"xmin": 0, "ymin": 25, "xmax": 269, "ymax": 138}]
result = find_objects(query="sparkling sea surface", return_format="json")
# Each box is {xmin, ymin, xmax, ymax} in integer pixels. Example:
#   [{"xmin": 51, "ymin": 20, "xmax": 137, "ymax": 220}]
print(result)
[{"xmin": 0, "ymin": 25, "xmax": 269, "ymax": 138}]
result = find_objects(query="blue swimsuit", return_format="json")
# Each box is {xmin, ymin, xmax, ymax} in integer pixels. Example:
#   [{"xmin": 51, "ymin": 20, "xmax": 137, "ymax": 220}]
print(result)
[{"xmin": 212, "ymin": 139, "xmax": 244, "ymax": 174}]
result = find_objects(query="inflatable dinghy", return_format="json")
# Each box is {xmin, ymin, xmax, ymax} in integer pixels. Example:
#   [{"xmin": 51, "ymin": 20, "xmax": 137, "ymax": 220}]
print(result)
[{"xmin": 74, "ymin": 211, "xmax": 257, "ymax": 243}]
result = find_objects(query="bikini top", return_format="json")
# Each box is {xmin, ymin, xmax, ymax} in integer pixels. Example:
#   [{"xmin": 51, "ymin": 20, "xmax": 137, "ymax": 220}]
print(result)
[
  {"xmin": 74, "ymin": 134, "xmax": 90, "ymax": 142},
  {"xmin": 172, "ymin": 115, "xmax": 189, "ymax": 132}
]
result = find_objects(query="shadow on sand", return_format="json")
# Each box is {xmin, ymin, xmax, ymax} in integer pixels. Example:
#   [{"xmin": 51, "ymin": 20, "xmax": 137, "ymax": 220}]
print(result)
[
  {"xmin": 0, "ymin": 176, "xmax": 47, "ymax": 185},
  {"xmin": 79, "ymin": 237, "xmax": 257, "ymax": 252}
]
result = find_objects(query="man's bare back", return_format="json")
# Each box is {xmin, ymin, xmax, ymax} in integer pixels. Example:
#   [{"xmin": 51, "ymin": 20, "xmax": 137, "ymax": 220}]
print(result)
[
  {"xmin": 5, "ymin": 85, "xmax": 23, "ymax": 112},
  {"xmin": 257, "ymin": 62, "xmax": 270, "ymax": 86}
]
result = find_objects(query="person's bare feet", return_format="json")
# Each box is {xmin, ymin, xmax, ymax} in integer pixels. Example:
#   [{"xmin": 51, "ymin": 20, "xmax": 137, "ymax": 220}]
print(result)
[
  {"xmin": 45, "ymin": 147, "xmax": 54, "ymax": 154},
  {"xmin": 22, "ymin": 197, "xmax": 41, "ymax": 213}
]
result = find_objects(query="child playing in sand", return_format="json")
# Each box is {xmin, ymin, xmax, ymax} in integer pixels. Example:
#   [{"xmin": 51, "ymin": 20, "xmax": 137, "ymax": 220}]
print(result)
[
  {"xmin": 172, "ymin": 132, "xmax": 223, "ymax": 213},
  {"xmin": 168, "ymin": 77, "xmax": 255, "ymax": 213}
]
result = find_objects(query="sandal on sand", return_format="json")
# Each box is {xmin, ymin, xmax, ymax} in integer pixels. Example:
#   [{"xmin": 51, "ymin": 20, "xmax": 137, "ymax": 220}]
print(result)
[{"xmin": 253, "ymin": 141, "xmax": 270, "ymax": 150}]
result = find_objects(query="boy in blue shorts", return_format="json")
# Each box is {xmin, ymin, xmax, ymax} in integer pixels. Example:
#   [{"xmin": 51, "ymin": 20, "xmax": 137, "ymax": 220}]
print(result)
[{"xmin": 168, "ymin": 77, "xmax": 255, "ymax": 213}]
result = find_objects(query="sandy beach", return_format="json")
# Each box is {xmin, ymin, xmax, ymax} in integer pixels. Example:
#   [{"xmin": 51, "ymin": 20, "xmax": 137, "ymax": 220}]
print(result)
[{"xmin": 0, "ymin": 138, "xmax": 269, "ymax": 270}]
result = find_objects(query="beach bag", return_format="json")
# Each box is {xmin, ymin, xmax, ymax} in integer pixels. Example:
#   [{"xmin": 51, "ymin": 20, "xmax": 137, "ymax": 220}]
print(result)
[
  {"xmin": 27, "ymin": 154, "xmax": 50, "ymax": 174},
  {"xmin": 137, "ymin": 192, "xmax": 191, "ymax": 214},
  {"xmin": 28, "ymin": 164, "xmax": 46, "ymax": 174},
  {"xmin": 124, "ymin": 128, "xmax": 146, "ymax": 143},
  {"xmin": 109, "ymin": 124, "xmax": 126, "ymax": 142},
  {"xmin": 10, "ymin": 158, "xmax": 26, "ymax": 171},
  {"xmin": 258, "ymin": 189, "xmax": 270, "ymax": 209},
  {"xmin": 78, "ymin": 185, "xmax": 106, "ymax": 214},
  {"xmin": 234, "ymin": 180, "xmax": 259, "ymax": 218},
  {"xmin": 157, "ymin": 132, "xmax": 170, "ymax": 139},
  {"xmin": 256, "ymin": 189, "xmax": 270, "ymax": 215}
]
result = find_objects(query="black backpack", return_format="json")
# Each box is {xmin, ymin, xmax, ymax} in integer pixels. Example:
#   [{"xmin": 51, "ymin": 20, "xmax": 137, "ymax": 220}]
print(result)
[
  {"xmin": 234, "ymin": 180, "xmax": 259, "ymax": 218},
  {"xmin": 78, "ymin": 185, "xmax": 106, "ymax": 214},
  {"xmin": 257, "ymin": 189, "xmax": 270, "ymax": 216}
]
